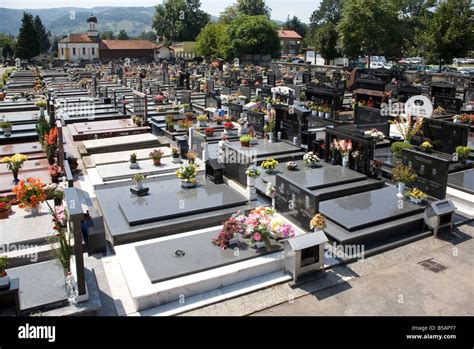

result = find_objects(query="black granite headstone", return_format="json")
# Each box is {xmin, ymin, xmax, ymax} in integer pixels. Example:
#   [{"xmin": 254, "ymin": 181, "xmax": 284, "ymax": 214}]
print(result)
[
  {"xmin": 247, "ymin": 111, "xmax": 265, "ymax": 136},
  {"xmin": 275, "ymin": 174, "xmax": 319, "ymax": 232},
  {"xmin": 354, "ymin": 106, "xmax": 387, "ymax": 125},
  {"xmin": 402, "ymin": 149, "xmax": 450, "ymax": 199},
  {"xmin": 419, "ymin": 118, "xmax": 469, "ymax": 155}
]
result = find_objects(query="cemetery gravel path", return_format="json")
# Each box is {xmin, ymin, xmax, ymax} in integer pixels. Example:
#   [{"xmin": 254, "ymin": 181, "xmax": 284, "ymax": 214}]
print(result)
[{"xmin": 182, "ymin": 222, "xmax": 474, "ymax": 316}]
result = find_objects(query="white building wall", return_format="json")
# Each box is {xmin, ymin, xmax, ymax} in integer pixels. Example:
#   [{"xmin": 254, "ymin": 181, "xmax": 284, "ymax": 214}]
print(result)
[{"xmin": 58, "ymin": 43, "xmax": 99, "ymax": 62}]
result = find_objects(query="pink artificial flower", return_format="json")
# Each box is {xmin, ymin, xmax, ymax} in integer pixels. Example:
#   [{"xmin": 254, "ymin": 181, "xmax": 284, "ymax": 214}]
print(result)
[{"xmin": 252, "ymin": 232, "xmax": 262, "ymax": 242}]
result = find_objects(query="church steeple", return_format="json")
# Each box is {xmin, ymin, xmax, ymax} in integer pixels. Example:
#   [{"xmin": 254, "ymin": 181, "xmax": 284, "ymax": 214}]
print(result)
[{"xmin": 87, "ymin": 14, "xmax": 98, "ymax": 37}]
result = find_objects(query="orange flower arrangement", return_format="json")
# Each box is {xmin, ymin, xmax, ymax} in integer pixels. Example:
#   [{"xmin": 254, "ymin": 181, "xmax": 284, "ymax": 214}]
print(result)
[
  {"xmin": 12, "ymin": 178, "xmax": 47, "ymax": 209},
  {"xmin": 45, "ymin": 127, "xmax": 58, "ymax": 146}
]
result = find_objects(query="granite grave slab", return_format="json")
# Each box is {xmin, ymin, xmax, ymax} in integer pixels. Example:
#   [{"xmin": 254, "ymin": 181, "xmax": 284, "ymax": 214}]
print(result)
[
  {"xmin": 320, "ymin": 186, "xmax": 424, "ymax": 232},
  {"xmin": 448, "ymin": 170, "xmax": 474, "ymax": 195},
  {"xmin": 136, "ymin": 229, "xmax": 282, "ymax": 283}
]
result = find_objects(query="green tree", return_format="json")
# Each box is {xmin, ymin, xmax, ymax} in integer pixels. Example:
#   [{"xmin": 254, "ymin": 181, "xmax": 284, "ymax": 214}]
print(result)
[
  {"xmin": 236, "ymin": 0, "xmax": 271, "ymax": 17},
  {"xmin": 152, "ymin": 0, "xmax": 210, "ymax": 44},
  {"xmin": 117, "ymin": 30, "xmax": 129, "ymax": 40},
  {"xmin": 415, "ymin": 0, "xmax": 473, "ymax": 69},
  {"xmin": 196, "ymin": 23, "xmax": 230, "ymax": 59},
  {"xmin": 337, "ymin": 0, "xmax": 405, "ymax": 64},
  {"xmin": 283, "ymin": 15, "xmax": 307, "ymax": 38},
  {"xmin": 15, "ymin": 12, "xmax": 40, "ymax": 60},
  {"xmin": 313, "ymin": 22, "xmax": 339, "ymax": 64},
  {"xmin": 2, "ymin": 43, "xmax": 14, "ymax": 58},
  {"xmin": 310, "ymin": 0, "xmax": 343, "ymax": 29},
  {"xmin": 34, "ymin": 15, "xmax": 50, "ymax": 53},
  {"xmin": 227, "ymin": 15, "xmax": 281, "ymax": 58},
  {"xmin": 51, "ymin": 38, "xmax": 59, "ymax": 57},
  {"xmin": 136, "ymin": 31, "xmax": 158, "ymax": 42},
  {"xmin": 219, "ymin": 5, "xmax": 240, "ymax": 24},
  {"xmin": 100, "ymin": 31, "xmax": 115, "ymax": 40}
]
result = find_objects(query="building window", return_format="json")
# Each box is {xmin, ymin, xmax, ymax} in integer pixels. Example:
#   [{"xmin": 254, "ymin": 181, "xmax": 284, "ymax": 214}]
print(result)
[
  {"xmin": 82, "ymin": 47, "xmax": 86, "ymax": 56},
  {"xmin": 72, "ymin": 48, "xmax": 76, "ymax": 55},
  {"xmin": 289, "ymin": 40, "xmax": 296, "ymax": 45},
  {"xmin": 61, "ymin": 48, "xmax": 64, "ymax": 56},
  {"xmin": 92, "ymin": 47, "xmax": 95, "ymax": 56}
]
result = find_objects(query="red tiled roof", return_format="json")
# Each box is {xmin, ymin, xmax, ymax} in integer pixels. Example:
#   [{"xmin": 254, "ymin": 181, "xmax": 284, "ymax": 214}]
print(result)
[
  {"xmin": 101, "ymin": 40, "xmax": 159, "ymax": 50},
  {"xmin": 59, "ymin": 34, "xmax": 100, "ymax": 44},
  {"xmin": 277, "ymin": 30, "xmax": 302, "ymax": 40}
]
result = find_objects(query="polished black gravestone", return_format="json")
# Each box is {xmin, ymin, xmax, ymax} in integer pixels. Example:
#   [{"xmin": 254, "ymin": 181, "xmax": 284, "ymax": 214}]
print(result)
[
  {"xmin": 320, "ymin": 186, "xmax": 424, "ymax": 232},
  {"xmin": 275, "ymin": 174, "xmax": 319, "ymax": 232},
  {"xmin": 448, "ymin": 170, "xmax": 474, "ymax": 195},
  {"xmin": 136, "ymin": 230, "xmax": 282, "ymax": 284},
  {"xmin": 402, "ymin": 149, "xmax": 450, "ymax": 199},
  {"xmin": 118, "ymin": 179, "xmax": 249, "ymax": 226}
]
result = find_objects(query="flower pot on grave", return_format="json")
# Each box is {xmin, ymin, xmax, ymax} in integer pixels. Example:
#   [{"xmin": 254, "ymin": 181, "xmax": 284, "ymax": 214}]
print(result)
[
  {"xmin": 130, "ymin": 162, "xmax": 140, "ymax": 169},
  {"xmin": 318, "ymin": 111, "xmax": 324, "ymax": 117},
  {"xmin": 40, "ymin": 107, "xmax": 45, "ymax": 117},
  {"xmin": 181, "ymin": 181, "xmax": 196, "ymax": 189},
  {"xmin": 2, "ymin": 126, "xmax": 12, "ymax": 137},
  {"xmin": 172, "ymin": 155, "xmax": 181, "ymax": 164},
  {"xmin": 240, "ymin": 141, "xmax": 250, "ymax": 147},
  {"xmin": 254, "ymin": 241, "xmax": 267, "ymax": 249},
  {"xmin": 51, "ymin": 175, "xmax": 60, "ymax": 184},
  {"xmin": 28, "ymin": 206, "xmax": 40, "ymax": 216},
  {"xmin": 409, "ymin": 197, "xmax": 422, "ymax": 205},
  {"xmin": 268, "ymin": 133, "xmax": 274, "ymax": 143},
  {"xmin": 312, "ymin": 110, "xmax": 317, "ymax": 116},
  {"xmin": 11, "ymin": 169, "xmax": 19, "ymax": 184},
  {"xmin": 0, "ymin": 208, "xmax": 11, "ymax": 220},
  {"xmin": 136, "ymin": 181, "xmax": 144, "ymax": 190},
  {"xmin": 397, "ymin": 183, "xmax": 406, "ymax": 198},
  {"xmin": 325, "ymin": 112, "xmax": 331, "ymax": 119},
  {"xmin": 342, "ymin": 156, "xmax": 349, "ymax": 168},
  {"xmin": 197, "ymin": 121, "xmax": 207, "ymax": 128},
  {"xmin": 153, "ymin": 159, "xmax": 162, "ymax": 166}
]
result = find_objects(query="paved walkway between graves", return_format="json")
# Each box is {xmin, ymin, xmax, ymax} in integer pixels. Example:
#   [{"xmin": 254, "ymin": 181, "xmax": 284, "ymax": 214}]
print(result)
[{"xmin": 182, "ymin": 222, "xmax": 474, "ymax": 316}]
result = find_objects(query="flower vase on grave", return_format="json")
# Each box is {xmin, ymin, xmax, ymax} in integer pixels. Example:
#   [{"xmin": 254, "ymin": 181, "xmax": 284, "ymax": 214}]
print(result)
[
  {"xmin": 40, "ymin": 107, "xmax": 45, "ymax": 117},
  {"xmin": 254, "ymin": 241, "xmax": 267, "ymax": 249},
  {"xmin": 397, "ymin": 183, "xmax": 406, "ymax": 198},
  {"xmin": 12, "ymin": 169, "xmax": 19, "ymax": 184},
  {"xmin": 268, "ymin": 133, "xmax": 274, "ymax": 143},
  {"xmin": 312, "ymin": 110, "xmax": 317, "ymax": 117},
  {"xmin": 137, "ymin": 181, "xmax": 144, "ymax": 190},
  {"xmin": 28, "ymin": 206, "xmax": 40, "ymax": 216},
  {"xmin": 342, "ymin": 156, "xmax": 349, "ymax": 168}
]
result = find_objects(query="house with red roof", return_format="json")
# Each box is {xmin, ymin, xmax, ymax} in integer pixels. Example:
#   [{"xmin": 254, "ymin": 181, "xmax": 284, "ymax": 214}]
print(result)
[{"xmin": 277, "ymin": 30, "xmax": 303, "ymax": 57}]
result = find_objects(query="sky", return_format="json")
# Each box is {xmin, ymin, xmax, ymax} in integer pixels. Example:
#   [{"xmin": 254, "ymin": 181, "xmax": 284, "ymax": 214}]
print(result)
[{"xmin": 0, "ymin": 0, "xmax": 321, "ymax": 22}]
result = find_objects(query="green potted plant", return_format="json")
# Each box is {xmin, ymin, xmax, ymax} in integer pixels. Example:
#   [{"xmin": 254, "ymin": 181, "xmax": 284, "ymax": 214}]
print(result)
[
  {"xmin": 196, "ymin": 114, "xmax": 208, "ymax": 127},
  {"xmin": 176, "ymin": 162, "xmax": 199, "ymax": 188},
  {"xmin": 224, "ymin": 121, "xmax": 235, "ymax": 135},
  {"xmin": 129, "ymin": 153, "xmax": 139, "ymax": 169},
  {"xmin": 240, "ymin": 135, "xmax": 253, "ymax": 147},
  {"xmin": 318, "ymin": 105, "xmax": 324, "ymax": 117},
  {"xmin": 35, "ymin": 98, "xmax": 47, "ymax": 117},
  {"xmin": 0, "ymin": 256, "xmax": 9, "ymax": 288},
  {"xmin": 150, "ymin": 149, "xmax": 164, "ymax": 166},
  {"xmin": 420, "ymin": 141, "xmax": 433, "ymax": 153},
  {"xmin": 132, "ymin": 115, "xmax": 144, "ymax": 127},
  {"xmin": 178, "ymin": 119, "xmax": 193, "ymax": 130},
  {"xmin": 324, "ymin": 106, "xmax": 331, "ymax": 119},
  {"xmin": 52, "ymin": 189, "xmax": 64, "ymax": 207},
  {"xmin": 392, "ymin": 164, "xmax": 417, "ymax": 198},
  {"xmin": 456, "ymin": 146, "xmax": 470, "ymax": 164},
  {"xmin": 132, "ymin": 173, "xmax": 146, "ymax": 190},
  {"xmin": 390, "ymin": 141, "xmax": 413, "ymax": 158},
  {"xmin": 264, "ymin": 116, "xmax": 276, "ymax": 143},
  {"xmin": 165, "ymin": 115, "xmax": 175, "ymax": 131},
  {"xmin": 0, "ymin": 121, "xmax": 12, "ymax": 137}
]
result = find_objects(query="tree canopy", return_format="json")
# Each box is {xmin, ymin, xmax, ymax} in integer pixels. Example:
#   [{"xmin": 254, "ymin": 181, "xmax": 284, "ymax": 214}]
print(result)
[
  {"xmin": 415, "ymin": 0, "xmax": 473, "ymax": 66},
  {"xmin": 283, "ymin": 16, "xmax": 307, "ymax": 38},
  {"xmin": 34, "ymin": 15, "xmax": 50, "ymax": 54},
  {"xmin": 235, "ymin": 0, "xmax": 271, "ymax": 18},
  {"xmin": 227, "ymin": 15, "xmax": 281, "ymax": 58},
  {"xmin": 117, "ymin": 30, "xmax": 129, "ymax": 40},
  {"xmin": 16, "ymin": 12, "xmax": 40, "ymax": 59},
  {"xmin": 152, "ymin": 0, "xmax": 210, "ymax": 44},
  {"xmin": 196, "ymin": 23, "xmax": 230, "ymax": 59}
]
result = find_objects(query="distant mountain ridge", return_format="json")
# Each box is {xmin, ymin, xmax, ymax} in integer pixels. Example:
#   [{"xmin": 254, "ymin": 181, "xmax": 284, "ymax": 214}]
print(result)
[
  {"xmin": 0, "ymin": 7, "xmax": 286, "ymax": 38},
  {"xmin": 0, "ymin": 7, "xmax": 156, "ymax": 37}
]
